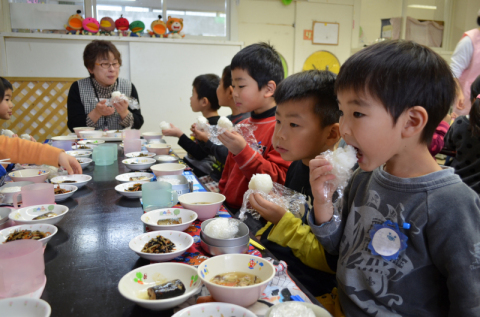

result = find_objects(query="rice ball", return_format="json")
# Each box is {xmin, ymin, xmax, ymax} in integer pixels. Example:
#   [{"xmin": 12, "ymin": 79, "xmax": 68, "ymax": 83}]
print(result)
[
  {"xmin": 270, "ymin": 302, "xmax": 315, "ymax": 317},
  {"xmin": 197, "ymin": 116, "xmax": 209, "ymax": 130},
  {"xmin": 248, "ymin": 174, "xmax": 273, "ymax": 194},
  {"xmin": 20, "ymin": 134, "xmax": 32, "ymax": 140},
  {"xmin": 217, "ymin": 116, "xmax": 233, "ymax": 131},
  {"xmin": 111, "ymin": 91, "xmax": 122, "ymax": 98},
  {"xmin": 204, "ymin": 218, "xmax": 239, "ymax": 239},
  {"xmin": 328, "ymin": 145, "xmax": 357, "ymax": 177},
  {"xmin": 1, "ymin": 129, "xmax": 14, "ymax": 137},
  {"xmin": 159, "ymin": 121, "xmax": 171, "ymax": 131}
]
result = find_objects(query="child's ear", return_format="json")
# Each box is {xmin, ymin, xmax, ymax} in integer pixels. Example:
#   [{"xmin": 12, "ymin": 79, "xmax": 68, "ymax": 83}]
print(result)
[
  {"xmin": 402, "ymin": 106, "xmax": 428, "ymax": 139},
  {"xmin": 227, "ymin": 86, "xmax": 234, "ymax": 99},
  {"xmin": 325, "ymin": 123, "xmax": 341, "ymax": 146},
  {"xmin": 200, "ymin": 97, "xmax": 209, "ymax": 108},
  {"xmin": 263, "ymin": 80, "xmax": 276, "ymax": 98}
]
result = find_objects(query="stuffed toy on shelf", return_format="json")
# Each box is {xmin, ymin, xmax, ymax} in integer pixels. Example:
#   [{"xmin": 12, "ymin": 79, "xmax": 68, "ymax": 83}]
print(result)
[
  {"xmin": 129, "ymin": 21, "xmax": 145, "ymax": 37},
  {"xmin": 115, "ymin": 15, "xmax": 130, "ymax": 36},
  {"xmin": 148, "ymin": 15, "xmax": 167, "ymax": 38},
  {"xmin": 82, "ymin": 17, "xmax": 100, "ymax": 35},
  {"xmin": 65, "ymin": 10, "xmax": 83, "ymax": 35},
  {"xmin": 166, "ymin": 16, "xmax": 185, "ymax": 39},
  {"xmin": 99, "ymin": 17, "xmax": 115, "ymax": 36}
]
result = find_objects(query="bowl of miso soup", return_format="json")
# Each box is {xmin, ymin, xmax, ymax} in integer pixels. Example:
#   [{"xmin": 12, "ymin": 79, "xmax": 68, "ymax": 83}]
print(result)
[
  {"xmin": 178, "ymin": 192, "xmax": 225, "ymax": 220},
  {"xmin": 197, "ymin": 254, "xmax": 275, "ymax": 307}
]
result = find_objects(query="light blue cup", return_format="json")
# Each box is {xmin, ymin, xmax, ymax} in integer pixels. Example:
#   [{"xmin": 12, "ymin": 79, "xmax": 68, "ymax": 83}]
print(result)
[
  {"xmin": 101, "ymin": 144, "xmax": 118, "ymax": 160},
  {"xmin": 142, "ymin": 181, "xmax": 178, "ymax": 211},
  {"xmin": 92, "ymin": 145, "xmax": 115, "ymax": 166}
]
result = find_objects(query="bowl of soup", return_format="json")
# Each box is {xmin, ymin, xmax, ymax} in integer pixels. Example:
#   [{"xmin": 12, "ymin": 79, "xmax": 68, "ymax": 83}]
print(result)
[
  {"xmin": 178, "ymin": 192, "xmax": 225, "ymax": 220},
  {"xmin": 197, "ymin": 254, "xmax": 275, "ymax": 307}
]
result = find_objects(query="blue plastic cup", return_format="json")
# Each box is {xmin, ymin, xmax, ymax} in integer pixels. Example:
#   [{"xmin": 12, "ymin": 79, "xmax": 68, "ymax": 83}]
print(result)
[
  {"xmin": 92, "ymin": 145, "xmax": 114, "ymax": 166},
  {"xmin": 142, "ymin": 182, "xmax": 178, "ymax": 211}
]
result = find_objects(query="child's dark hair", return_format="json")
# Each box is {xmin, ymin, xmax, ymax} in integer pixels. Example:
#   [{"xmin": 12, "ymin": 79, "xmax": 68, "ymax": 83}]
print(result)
[
  {"xmin": 231, "ymin": 42, "xmax": 284, "ymax": 90},
  {"xmin": 469, "ymin": 75, "xmax": 480, "ymax": 137},
  {"xmin": 0, "ymin": 77, "xmax": 13, "ymax": 92},
  {"xmin": 0, "ymin": 78, "xmax": 4, "ymax": 101},
  {"xmin": 193, "ymin": 74, "xmax": 220, "ymax": 111},
  {"xmin": 335, "ymin": 40, "xmax": 456, "ymax": 144},
  {"xmin": 274, "ymin": 70, "xmax": 339, "ymax": 128},
  {"xmin": 221, "ymin": 65, "xmax": 232, "ymax": 90}
]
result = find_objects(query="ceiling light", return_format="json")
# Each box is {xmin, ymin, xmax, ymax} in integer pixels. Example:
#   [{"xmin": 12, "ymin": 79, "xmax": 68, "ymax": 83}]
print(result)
[{"xmin": 408, "ymin": 5, "xmax": 437, "ymax": 10}]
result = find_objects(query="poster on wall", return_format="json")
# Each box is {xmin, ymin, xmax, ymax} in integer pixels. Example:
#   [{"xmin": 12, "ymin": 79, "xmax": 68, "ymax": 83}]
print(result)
[{"xmin": 312, "ymin": 22, "xmax": 339, "ymax": 45}]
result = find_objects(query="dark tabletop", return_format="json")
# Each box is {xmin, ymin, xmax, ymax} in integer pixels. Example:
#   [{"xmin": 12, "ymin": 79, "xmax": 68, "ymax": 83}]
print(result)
[{"xmin": 40, "ymin": 145, "xmax": 320, "ymax": 317}]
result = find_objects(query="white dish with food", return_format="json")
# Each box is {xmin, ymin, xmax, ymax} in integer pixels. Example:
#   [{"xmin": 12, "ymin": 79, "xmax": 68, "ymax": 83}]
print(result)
[
  {"xmin": 53, "ymin": 184, "xmax": 78, "ymax": 202},
  {"xmin": 265, "ymin": 301, "xmax": 332, "ymax": 317},
  {"xmin": 51, "ymin": 175, "xmax": 92, "ymax": 189},
  {"xmin": 145, "ymin": 144, "xmax": 171, "ymax": 155},
  {"xmin": 173, "ymin": 303, "xmax": 256, "ymax": 317},
  {"xmin": 76, "ymin": 157, "xmax": 93, "ymax": 169},
  {"xmin": 150, "ymin": 163, "xmax": 186, "ymax": 177},
  {"xmin": 178, "ymin": 192, "xmax": 226, "ymax": 220},
  {"xmin": 66, "ymin": 150, "xmax": 92, "ymax": 158},
  {"xmin": 122, "ymin": 158, "xmax": 156, "ymax": 171},
  {"xmin": 78, "ymin": 139, "xmax": 105, "ymax": 145},
  {"xmin": 0, "ymin": 298, "xmax": 51, "ymax": 317},
  {"xmin": 142, "ymin": 132, "xmax": 163, "ymax": 140},
  {"xmin": 72, "ymin": 144, "xmax": 97, "ymax": 150},
  {"xmin": 105, "ymin": 130, "xmax": 123, "ymax": 138},
  {"xmin": 125, "ymin": 151, "xmax": 156, "ymax": 159},
  {"xmin": 115, "ymin": 172, "xmax": 154, "ymax": 183},
  {"xmin": 0, "ymin": 223, "xmax": 58, "ymax": 246},
  {"xmin": 9, "ymin": 204, "xmax": 69, "ymax": 226},
  {"xmin": 8, "ymin": 169, "xmax": 50, "ymax": 184},
  {"xmin": 80, "ymin": 130, "xmax": 104, "ymax": 139},
  {"xmin": 115, "ymin": 182, "xmax": 144, "ymax": 199},
  {"xmin": 129, "ymin": 230, "xmax": 194, "ymax": 262},
  {"xmin": 141, "ymin": 208, "xmax": 197, "ymax": 232},
  {"xmin": 118, "ymin": 262, "xmax": 202, "ymax": 311},
  {"xmin": 73, "ymin": 126, "xmax": 95, "ymax": 138},
  {"xmin": 51, "ymin": 135, "xmax": 77, "ymax": 141}
]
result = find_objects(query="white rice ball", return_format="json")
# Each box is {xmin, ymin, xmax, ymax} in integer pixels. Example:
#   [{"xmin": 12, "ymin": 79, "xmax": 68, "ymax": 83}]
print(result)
[
  {"xmin": 217, "ymin": 116, "xmax": 233, "ymax": 131},
  {"xmin": 1, "ymin": 129, "xmax": 14, "ymax": 137},
  {"xmin": 111, "ymin": 91, "xmax": 122, "ymax": 98},
  {"xmin": 270, "ymin": 302, "xmax": 315, "ymax": 317},
  {"xmin": 159, "ymin": 121, "xmax": 171, "ymax": 131},
  {"xmin": 329, "ymin": 145, "xmax": 357, "ymax": 177},
  {"xmin": 20, "ymin": 134, "xmax": 31, "ymax": 140},
  {"xmin": 197, "ymin": 116, "xmax": 208, "ymax": 130},
  {"xmin": 248, "ymin": 174, "xmax": 273, "ymax": 194},
  {"xmin": 204, "ymin": 218, "xmax": 239, "ymax": 239}
]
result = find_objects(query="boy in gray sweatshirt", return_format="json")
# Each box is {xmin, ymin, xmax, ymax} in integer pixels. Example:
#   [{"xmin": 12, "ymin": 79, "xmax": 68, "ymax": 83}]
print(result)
[{"xmin": 308, "ymin": 40, "xmax": 480, "ymax": 316}]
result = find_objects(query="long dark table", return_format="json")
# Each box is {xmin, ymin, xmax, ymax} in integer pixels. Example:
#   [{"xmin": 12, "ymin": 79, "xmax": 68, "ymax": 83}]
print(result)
[{"xmin": 40, "ymin": 144, "xmax": 320, "ymax": 316}]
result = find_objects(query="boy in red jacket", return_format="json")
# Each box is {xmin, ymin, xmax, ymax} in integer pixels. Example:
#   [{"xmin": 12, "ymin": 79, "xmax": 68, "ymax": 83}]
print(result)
[{"xmin": 218, "ymin": 42, "xmax": 291, "ymax": 210}]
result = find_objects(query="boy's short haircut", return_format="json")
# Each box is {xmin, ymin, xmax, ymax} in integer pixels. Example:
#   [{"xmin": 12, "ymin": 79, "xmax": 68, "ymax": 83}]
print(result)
[
  {"xmin": 274, "ymin": 70, "xmax": 339, "ymax": 128},
  {"xmin": 0, "ymin": 77, "xmax": 13, "ymax": 91},
  {"xmin": 231, "ymin": 42, "xmax": 284, "ymax": 90},
  {"xmin": 222, "ymin": 65, "xmax": 232, "ymax": 89},
  {"xmin": 193, "ymin": 74, "xmax": 221, "ymax": 111},
  {"xmin": 0, "ymin": 78, "xmax": 4, "ymax": 101},
  {"xmin": 335, "ymin": 40, "xmax": 456, "ymax": 144}
]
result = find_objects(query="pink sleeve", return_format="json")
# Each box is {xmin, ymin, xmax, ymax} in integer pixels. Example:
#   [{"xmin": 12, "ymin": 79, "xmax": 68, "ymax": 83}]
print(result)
[{"xmin": 429, "ymin": 121, "xmax": 450, "ymax": 156}]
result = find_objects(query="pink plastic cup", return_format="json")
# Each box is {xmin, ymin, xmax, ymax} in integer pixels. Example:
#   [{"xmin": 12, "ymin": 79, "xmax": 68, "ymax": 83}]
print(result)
[
  {"xmin": 124, "ymin": 139, "xmax": 142, "ymax": 154},
  {"xmin": 123, "ymin": 129, "xmax": 141, "ymax": 140},
  {"xmin": 12, "ymin": 183, "xmax": 54, "ymax": 208},
  {"xmin": 0, "ymin": 240, "xmax": 45, "ymax": 298}
]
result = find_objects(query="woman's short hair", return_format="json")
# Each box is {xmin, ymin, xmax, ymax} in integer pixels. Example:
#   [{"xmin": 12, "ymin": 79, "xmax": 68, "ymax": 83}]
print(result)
[{"xmin": 83, "ymin": 40, "xmax": 122, "ymax": 76}]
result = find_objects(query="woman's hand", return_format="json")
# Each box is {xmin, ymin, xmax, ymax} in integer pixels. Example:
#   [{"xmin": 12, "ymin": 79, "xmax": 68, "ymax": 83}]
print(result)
[
  {"xmin": 113, "ymin": 99, "xmax": 130, "ymax": 119},
  {"xmin": 94, "ymin": 100, "xmax": 115, "ymax": 117},
  {"xmin": 58, "ymin": 152, "xmax": 83, "ymax": 175},
  {"xmin": 162, "ymin": 124, "xmax": 183, "ymax": 138}
]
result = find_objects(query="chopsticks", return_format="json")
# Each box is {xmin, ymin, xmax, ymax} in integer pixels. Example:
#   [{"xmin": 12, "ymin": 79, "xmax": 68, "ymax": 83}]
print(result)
[
  {"xmin": 0, "ymin": 158, "xmax": 11, "ymax": 165},
  {"xmin": 249, "ymin": 238, "xmax": 265, "ymax": 251}
]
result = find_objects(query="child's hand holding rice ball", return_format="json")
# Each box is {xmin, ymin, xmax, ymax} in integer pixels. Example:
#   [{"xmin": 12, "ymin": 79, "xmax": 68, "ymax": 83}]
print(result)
[{"xmin": 310, "ymin": 145, "xmax": 357, "ymax": 224}]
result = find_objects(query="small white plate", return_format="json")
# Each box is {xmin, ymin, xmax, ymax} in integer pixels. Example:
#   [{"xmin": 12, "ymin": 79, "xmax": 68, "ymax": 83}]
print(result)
[
  {"xmin": 129, "ymin": 230, "xmax": 194, "ymax": 262},
  {"xmin": 0, "ymin": 223, "xmax": 57, "ymax": 246},
  {"xmin": 51, "ymin": 136, "xmax": 77, "ymax": 141},
  {"xmin": 78, "ymin": 140, "xmax": 105, "ymax": 145},
  {"xmin": 76, "ymin": 158, "xmax": 92, "ymax": 169},
  {"xmin": 141, "ymin": 208, "xmax": 197, "ymax": 232},
  {"xmin": 125, "ymin": 151, "xmax": 156, "ymax": 159},
  {"xmin": 122, "ymin": 158, "xmax": 156, "ymax": 171},
  {"xmin": 66, "ymin": 150, "xmax": 92, "ymax": 158},
  {"xmin": 9, "ymin": 204, "xmax": 69, "ymax": 225},
  {"xmin": 0, "ymin": 298, "xmax": 51, "ymax": 317},
  {"xmin": 51, "ymin": 175, "xmax": 92, "ymax": 189},
  {"xmin": 54, "ymin": 184, "xmax": 78, "ymax": 202},
  {"xmin": 115, "ymin": 172, "xmax": 154, "ymax": 183},
  {"xmin": 115, "ymin": 182, "xmax": 143, "ymax": 199},
  {"xmin": 72, "ymin": 144, "xmax": 97, "ymax": 150}
]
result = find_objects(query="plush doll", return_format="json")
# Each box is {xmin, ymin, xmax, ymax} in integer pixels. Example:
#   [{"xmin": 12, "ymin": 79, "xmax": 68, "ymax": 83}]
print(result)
[
  {"xmin": 99, "ymin": 17, "xmax": 115, "ymax": 36},
  {"xmin": 115, "ymin": 15, "xmax": 130, "ymax": 36},
  {"xmin": 148, "ymin": 15, "xmax": 167, "ymax": 38},
  {"xmin": 82, "ymin": 17, "xmax": 100, "ymax": 35},
  {"xmin": 65, "ymin": 10, "xmax": 83, "ymax": 35},
  {"xmin": 166, "ymin": 16, "xmax": 185, "ymax": 39},
  {"xmin": 129, "ymin": 21, "xmax": 145, "ymax": 37}
]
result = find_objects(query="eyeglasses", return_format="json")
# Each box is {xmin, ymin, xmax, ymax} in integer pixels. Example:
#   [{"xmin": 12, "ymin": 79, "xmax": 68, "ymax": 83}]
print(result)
[{"xmin": 96, "ymin": 62, "xmax": 120, "ymax": 69}]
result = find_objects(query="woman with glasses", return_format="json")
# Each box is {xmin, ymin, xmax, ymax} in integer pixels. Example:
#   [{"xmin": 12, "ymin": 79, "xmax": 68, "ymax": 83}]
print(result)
[{"xmin": 67, "ymin": 40, "xmax": 144, "ymax": 131}]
